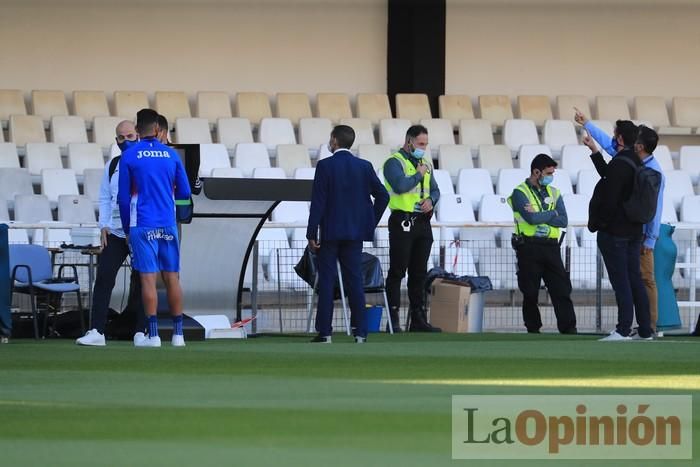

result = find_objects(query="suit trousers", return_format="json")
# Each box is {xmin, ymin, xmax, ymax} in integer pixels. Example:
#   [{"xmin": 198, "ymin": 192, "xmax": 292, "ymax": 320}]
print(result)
[{"xmin": 315, "ymin": 240, "xmax": 367, "ymax": 338}]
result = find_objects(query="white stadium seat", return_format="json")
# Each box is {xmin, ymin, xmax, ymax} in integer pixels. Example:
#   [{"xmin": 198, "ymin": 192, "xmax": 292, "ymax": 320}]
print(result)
[
  {"xmin": 456, "ymin": 168, "xmax": 494, "ymax": 211},
  {"xmin": 233, "ymin": 142, "xmax": 271, "ymax": 177},
  {"xmin": 258, "ymin": 118, "xmax": 296, "ymax": 151},
  {"xmin": 175, "ymin": 117, "xmax": 212, "ymax": 144},
  {"xmin": 379, "ymin": 118, "xmax": 411, "ymax": 149},
  {"xmin": 198, "ymin": 143, "xmax": 231, "ymax": 177},
  {"xmin": 503, "ymin": 119, "xmax": 539, "ymax": 153}
]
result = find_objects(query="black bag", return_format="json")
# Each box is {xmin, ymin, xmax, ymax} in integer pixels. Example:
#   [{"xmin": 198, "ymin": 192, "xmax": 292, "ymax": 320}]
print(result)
[
  {"xmin": 619, "ymin": 156, "xmax": 662, "ymax": 224},
  {"xmin": 588, "ymin": 178, "xmax": 607, "ymax": 233}
]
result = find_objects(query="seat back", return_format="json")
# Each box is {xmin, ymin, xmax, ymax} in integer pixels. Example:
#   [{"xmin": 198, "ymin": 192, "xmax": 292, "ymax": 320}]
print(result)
[
  {"xmin": 51, "ymin": 116, "xmax": 88, "ymax": 146},
  {"xmin": 358, "ymin": 144, "xmax": 392, "ymax": 171},
  {"xmin": 517, "ymin": 95, "xmax": 553, "ymax": 127},
  {"xmin": 235, "ymin": 92, "xmax": 272, "ymax": 126},
  {"xmin": 9, "ymin": 115, "xmax": 46, "ymax": 146},
  {"xmin": 339, "ymin": 118, "xmax": 375, "ymax": 148},
  {"xmin": 378, "ymin": 118, "xmax": 411, "ymax": 149},
  {"xmin": 316, "ymin": 93, "xmax": 352, "ymax": 124},
  {"xmin": 155, "ymin": 91, "xmax": 191, "ymax": 125},
  {"xmin": 596, "ymin": 96, "xmax": 630, "ymax": 121},
  {"xmin": 92, "ymin": 117, "xmax": 124, "ymax": 148},
  {"xmin": 276, "ymin": 93, "xmax": 312, "ymax": 126},
  {"xmin": 634, "ymin": 96, "xmax": 671, "ymax": 128},
  {"xmin": 175, "ymin": 117, "xmax": 212, "ymax": 144},
  {"xmin": 32, "ymin": 90, "xmax": 68, "ymax": 123},
  {"xmin": 299, "ymin": 118, "xmax": 332, "ymax": 149},
  {"xmin": 0, "ymin": 89, "xmax": 27, "ymax": 123},
  {"xmin": 57, "ymin": 194, "xmax": 96, "ymax": 223},
  {"xmin": 67, "ymin": 143, "xmax": 104, "ymax": 175},
  {"xmin": 0, "ymin": 143, "xmax": 20, "ymax": 168},
  {"xmin": 556, "ymin": 95, "xmax": 590, "ymax": 120},
  {"xmin": 438, "ymin": 95, "xmax": 474, "ymax": 128},
  {"xmin": 114, "ymin": 91, "xmax": 149, "ymax": 120},
  {"xmin": 9, "ymin": 244, "xmax": 53, "ymax": 283},
  {"xmin": 216, "ymin": 117, "xmax": 254, "ymax": 149},
  {"xmin": 396, "ymin": 93, "xmax": 432, "ymax": 124},
  {"xmin": 73, "ymin": 91, "xmax": 110, "ymax": 121},
  {"xmin": 356, "ymin": 93, "xmax": 392, "ymax": 126},
  {"xmin": 196, "ymin": 91, "xmax": 232, "ymax": 124},
  {"xmin": 459, "ymin": 119, "xmax": 494, "ymax": 147},
  {"xmin": 276, "ymin": 144, "xmax": 311, "ymax": 177},
  {"xmin": 198, "ymin": 143, "xmax": 231, "ymax": 177},
  {"xmin": 478, "ymin": 95, "xmax": 513, "ymax": 128}
]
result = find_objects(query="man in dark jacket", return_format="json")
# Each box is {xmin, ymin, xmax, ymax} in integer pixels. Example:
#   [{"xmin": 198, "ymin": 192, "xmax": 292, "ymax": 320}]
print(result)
[
  {"xmin": 307, "ymin": 125, "xmax": 389, "ymax": 343},
  {"xmin": 583, "ymin": 120, "xmax": 653, "ymax": 341}
]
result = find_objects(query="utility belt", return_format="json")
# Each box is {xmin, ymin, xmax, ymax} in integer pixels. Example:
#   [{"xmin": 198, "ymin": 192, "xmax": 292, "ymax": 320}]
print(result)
[
  {"xmin": 390, "ymin": 210, "xmax": 431, "ymax": 233},
  {"xmin": 511, "ymin": 233, "xmax": 563, "ymax": 249}
]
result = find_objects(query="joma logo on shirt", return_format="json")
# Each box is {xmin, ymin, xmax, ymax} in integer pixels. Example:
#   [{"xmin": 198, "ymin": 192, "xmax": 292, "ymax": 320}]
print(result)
[
  {"xmin": 136, "ymin": 150, "xmax": 170, "ymax": 159},
  {"xmin": 146, "ymin": 229, "xmax": 174, "ymax": 241}
]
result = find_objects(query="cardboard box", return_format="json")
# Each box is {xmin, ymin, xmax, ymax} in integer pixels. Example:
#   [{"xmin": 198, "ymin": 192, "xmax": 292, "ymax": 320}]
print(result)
[{"xmin": 429, "ymin": 279, "xmax": 471, "ymax": 333}]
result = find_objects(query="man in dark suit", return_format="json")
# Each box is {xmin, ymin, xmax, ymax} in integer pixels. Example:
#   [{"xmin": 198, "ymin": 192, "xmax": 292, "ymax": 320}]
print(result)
[{"xmin": 306, "ymin": 125, "xmax": 390, "ymax": 343}]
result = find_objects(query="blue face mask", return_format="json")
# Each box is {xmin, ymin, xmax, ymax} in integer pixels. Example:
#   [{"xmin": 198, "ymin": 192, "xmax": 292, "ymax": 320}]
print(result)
[
  {"xmin": 412, "ymin": 147, "xmax": 425, "ymax": 158},
  {"xmin": 117, "ymin": 139, "xmax": 137, "ymax": 152},
  {"xmin": 540, "ymin": 175, "xmax": 554, "ymax": 186}
]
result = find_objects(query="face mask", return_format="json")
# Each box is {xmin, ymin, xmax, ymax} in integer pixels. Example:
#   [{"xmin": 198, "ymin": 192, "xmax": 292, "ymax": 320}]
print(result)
[
  {"xmin": 117, "ymin": 139, "xmax": 137, "ymax": 152},
  {"xmin": 540, "ymin": 175, "xmax": 554, "ymax": 186},
  {"xmin": 412, "ymin": 147, "xmax": 425, "ymax": 158}
]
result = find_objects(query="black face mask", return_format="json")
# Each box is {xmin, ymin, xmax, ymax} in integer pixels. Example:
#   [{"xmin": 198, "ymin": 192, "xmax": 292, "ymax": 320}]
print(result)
[{"xmin": 117, "ymin": 139, "xmax": 137, "ymax": 152}]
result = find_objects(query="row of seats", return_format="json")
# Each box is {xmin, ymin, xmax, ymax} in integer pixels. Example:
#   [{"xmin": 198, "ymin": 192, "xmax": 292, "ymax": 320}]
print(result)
[{"xmin": 2, "ymin": 90, "xmax": 700, "ymax": 132}]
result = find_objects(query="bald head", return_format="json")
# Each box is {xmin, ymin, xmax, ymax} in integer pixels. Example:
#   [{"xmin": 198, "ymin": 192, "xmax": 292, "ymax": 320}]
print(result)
[{"xmin": 115, "ymin": 120, "xmax": 137, "ymax": 149}]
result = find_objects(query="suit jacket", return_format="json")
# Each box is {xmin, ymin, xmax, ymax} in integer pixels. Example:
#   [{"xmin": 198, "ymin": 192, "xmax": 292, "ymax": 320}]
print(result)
[{"xmin": 306, "ymin": 149, "xmax": 389, "ymax": 242}]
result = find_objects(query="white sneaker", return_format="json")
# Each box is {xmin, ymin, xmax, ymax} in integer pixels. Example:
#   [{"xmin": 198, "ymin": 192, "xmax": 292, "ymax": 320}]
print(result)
[
  {"xmin": 599, "ymin": 331, "xmax": 632, "ymax": 342},
  {"xmin": 171, "ymin": 334, "xmax": 186, "ymax": 347},
  {"xmin": 354, "ymin": 336, "xmax": 366, "ymax": 344},
  {"xmin": 133, "ymin": 332, "xmax": 146, "ymax": 346},
  {"xmin": 134, "ymin": 335, "xmax": 161, "ymax": 347},
  {"xmin": 76, "ymin": 329, "xmax": 106, "ymax": 346},
  {"xmin": 632, "ymin": 334, "xmax": 654, "ymax": 341}
]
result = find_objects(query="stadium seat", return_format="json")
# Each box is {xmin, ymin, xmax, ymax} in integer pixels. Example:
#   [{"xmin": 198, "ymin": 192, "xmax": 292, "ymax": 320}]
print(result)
[
  {"xmin": 556, "ymin": 95, "xmax": 590, "ymax": 120},
  {"xmin": 0, "ymin": 89, "xmax": 27, "ymax": 128},
  {"xmin": 92, "ymin": 116, "xmax": 123, "ymax": 149},
  {"xmin": 41, "ymin": 168, "xmax": 79, "ymax": 204},
  {"xmin": 25, "ymin": 143, "xmax": 62, "ymax": 176},
  {"xmin": 634, "ymin": 96, "xmax": 691, "ymax": 135},
  {"xmin": 155, "ymin": 91, "xmax": 191, "ymax": 126},
  {"xmin": 196, "ymin": 91, "xmax": 232, "ymax": 125},
  {"xmin": 108, "ymin": 143, "xmax": 120, "ymax": 160},
  {"xmin": 396, "ymin": 93, "xmax": 432, "ymax": 124},
  {"xmin": 258, "ymin": 118, "xmax": 296, "ymax": 151},
  {"xmin": 0, "ymin": 143, "xmax": 20, "ymax": 168},
  {"xmin": 294, "ymin": 167, "xmax": 316, "ymax": 180},
  {"xmin": 73, "ymin": 91, "xmax": 110, "ymax": 126},
  {"xmin": 271, "ymin": 200, "xmax": 309, "ymax": 224},
  {"xmin": 57, "ymin": 194, "xmax": 96, "ymax": 223},
  {"xmin": 253, "ymin": 167, "xmax": 286, "ymax": 179},
  {"xmin": 660, "ymin": 193, "xmax": 677, "ymax": 223},
  {"xmin": 478, "ymin": 144, "xmax": 513, "ymax": 182},
  {"xmin": 653, "ymin": 145, "xmax": 675, "ymax": 172},
  {"xmin": 576, "ymin": 169, "xmax": 600, "ymax": 197},
  {"xmin": 437, "ymin": 193, "xmax": 474, "ymax": 224},
  {"xmin": 50, "ymin": 116, "xmax": 88, "ymax": 148},
  {"xmin": 419, "ymin": 118, "xmax": 455, "ymax": 153},
  {"xmin": 233, "ymin": 143, "xmax": 271, "ymax": 177},
  {"xmin": 316, "ymin": 93, "xmax": 352, "ymax": 124},
  {"xmin": 235, "ymin": 92, "xmax": 272, "ymax": 127},
  {"xmin": 596, "ymin": 96, "xmax": 630, "ymax": 121},
  {"xmin": 14, "ymin": 194, "xmax": 53, "ymax": 222},
  {"xmin": 438, "ymin": 95, "xmax": 474, "ymax": 129},
  {"xmin": 671, "ymin": 97, "xmax": 700, "ymax": 131},
  {"xmin": 679, "ymin": 146, "xmax": 700, "ymax": 184},
  {"xmin": 477, "ymin": 193, "xmax": 514, "ymax": 242},
  {"xmin": 551, "ymin": 170, "xmax": 573, "ymax": 195},
  {"xmin": 456, "ymin": 168, "xmax": 494, "ymax": 211},
  {"xmin": 67, "ymin": 143, "xmax": 104, "ymax": 176},
  {"xmin": 561, "ymin": 145, "xmax": 595, "ymax": 185},
  {"xmin": 664, "ymin": 170, "xmax": 695, "ymax": 210},
  {"xmin": 299, "ymin": 118, "xmax": 332, "ymax": 155},
  {"xmin": 379, "ymin": 118, "xmax": 411, "ymax": 149},
  {"xmin": 82, "ymin": 168, "xmax": 104, "ymax": 205},
  {"xmin": 276, "ymin": 144, "xmax": 311, "ymax": 178},
  {"xmin": 580, "ymin": 120, "xmax": 614, "ymax": 154},
  {"xmin": 517, "ymin": 144, "xmax": 552, "ymax": 171},
  {"xmin": 0, "ymin": 168, "xmax": 33, "ymax": 208},
  {"xmin": 358, "ymin": 144, "xmax": 392, "ymax": 171},
  {"xmin": 496, "ymin": 168, "xmax": 529, "ymax": 196},
  {"xmin": 459, "ymin": 119, "xmax": 494, "ymax": 150},
  {"xmin": 681, "ymin": 195, "xmax": 700, "ymax": 223},
  {"xmin": 317, "ymin": 144, "xmax": 332, "ymax": 160},
  {"xmin": 211, "ymin": 167, "xmax": 244, "ymax": 178},
  {"xmin": 114, "ymin": 91, "xmax": 149, "ymax": 120},
  {"xmin": 543, "ymin": 120, "xmax": 578, "ymax": 156},
  {"xmin": 437, "ymin": 145, "xmax": 472, "ymax": 182},
  {"xmin": 517, "ymin": 95, "xmax": 553, "ymax": 127},
  {"xmin": 356, "ymin": 93, "xmax": 392, "ymax": 126},
  {"xmin": 276, "ymin": 93, "xmax": 312, "ymax": 127},
  {"xmin": 503, "ymin": 119, "xmax": 539, "ymax": 153},
  {"xmin": 31, "ymin": 90, "xmax": 68, "ymax": 126},
  {"xmin": 175, "ymin": 117, "xmax": 212, "ymax": 144},
  {"xmin": 198, "ymin": 143, "xmax": 231, "ymax": 177},
  {"xmin": 216, "ymin": 117, "xmax": 254, "ymax": 149},
  {"xmin": 432, "ymin": 169, "xmax": 455, "ymax": 195},
  {"xmin": 562, "ymin": 193, "xmax": 590, "ymax": 240},
  {"xmin": 478, "ymin": 95, "xmax": 513, "ymax": 129},
  {"xmin": 9, "ymin": 115, "xmax": 46, "ymax": 147},
  {"xmin": 339, "ymin": 118, "xmax": 375, "ymax": 148}
]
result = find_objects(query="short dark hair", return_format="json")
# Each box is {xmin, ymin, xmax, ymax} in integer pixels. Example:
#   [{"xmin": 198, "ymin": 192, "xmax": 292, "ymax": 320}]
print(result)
[
  {"xmin": 615, "ymin": 120, "xmax": 639, "ymax": 147},
  {"xmin": 331, "ymin": 125, "xmax": 355, "ymax": 149},
  {"xmin": 136, "ymin": 108, "xmax": 159, "ymax": 134},
  {"xmin": 531, "ymin": 153, "xmax": 557, "ymax": 172},
  {"xmin": 406, "ymin": 124, "xmax": 428, "ymax": 140},
  {"xmin": 157, "ymin": 114, "xmax": 169, "ymax": 132},
  {"xmin": 636, "ymin": 125, "xmax": 659, "ymax": 154}
]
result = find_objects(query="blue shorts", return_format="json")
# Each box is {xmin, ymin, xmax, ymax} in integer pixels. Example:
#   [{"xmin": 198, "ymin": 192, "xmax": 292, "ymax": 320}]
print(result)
[{"xmin": 129, "ymin": 226, "xmax": 180, "ymax": 273}]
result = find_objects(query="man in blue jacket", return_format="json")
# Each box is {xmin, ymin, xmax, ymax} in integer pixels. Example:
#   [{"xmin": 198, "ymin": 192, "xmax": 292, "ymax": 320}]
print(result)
[
  {"xmin": 307, "ymin": 125, "xmax": 389, "ymax": 343},
  {"xmin": 576, "ymin": 109, "xmax": 664, "ymax": 334},
  {"xmin": 118, "ymin": 109, "xmax": 191, "ymax": 347}
]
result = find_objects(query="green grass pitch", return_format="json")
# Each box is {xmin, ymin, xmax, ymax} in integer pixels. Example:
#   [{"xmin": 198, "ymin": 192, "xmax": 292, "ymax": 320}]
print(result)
[{"xmin": 1, "ymin": 333, "xmax": 699, "ymax": 466}]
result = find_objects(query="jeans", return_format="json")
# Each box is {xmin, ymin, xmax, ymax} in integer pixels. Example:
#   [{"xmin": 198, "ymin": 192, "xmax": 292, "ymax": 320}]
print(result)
[{"xmin": 597, "ymin": 231, "xmax": 652, "ymax": 338}]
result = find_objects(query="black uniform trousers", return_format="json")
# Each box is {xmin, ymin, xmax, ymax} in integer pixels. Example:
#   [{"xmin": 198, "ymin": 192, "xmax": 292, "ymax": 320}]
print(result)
[
  {"xmin": 515, "ymin": 238, "xmax": 577, "ymax": 333},
  {"xmin": 91, "ymin": 233, "xmax": 145, "ymax": 334},
  {"xmin": 386, "ymin": 211, "xmax": 433, "ymax": 310}
]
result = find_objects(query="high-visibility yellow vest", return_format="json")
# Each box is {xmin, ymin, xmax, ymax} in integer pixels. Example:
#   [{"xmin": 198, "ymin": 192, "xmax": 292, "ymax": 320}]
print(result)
[
  {"xmin": 383, "ymin": 151, "xmax": 432, "ymax": 213},
  {"xmin": 507, "ymin": 181, "xmax": 560, "ymax": 239}
]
